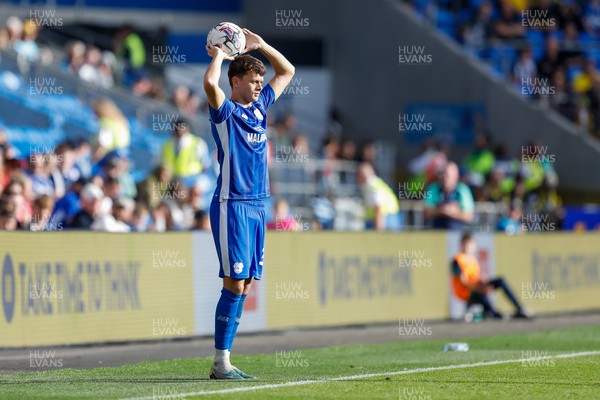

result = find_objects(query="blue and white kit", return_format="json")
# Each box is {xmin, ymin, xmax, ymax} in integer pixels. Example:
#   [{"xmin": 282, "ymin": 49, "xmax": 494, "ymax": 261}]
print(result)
[{"xmin": 208, "ymin": 84, "xmax": 275, "ymax": 280}]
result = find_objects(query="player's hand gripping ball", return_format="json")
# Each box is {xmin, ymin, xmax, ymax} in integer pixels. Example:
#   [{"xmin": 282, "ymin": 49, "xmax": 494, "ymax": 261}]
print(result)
[{"xmin": 207, "ymin": 22, "xmax": 246, "ymax": 58}]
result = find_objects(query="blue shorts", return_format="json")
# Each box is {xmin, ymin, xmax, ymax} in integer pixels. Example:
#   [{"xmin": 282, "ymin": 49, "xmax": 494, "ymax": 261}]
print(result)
[{"xmin": 209, "ymin": 199, "xmax": 266, "ymax": 280}]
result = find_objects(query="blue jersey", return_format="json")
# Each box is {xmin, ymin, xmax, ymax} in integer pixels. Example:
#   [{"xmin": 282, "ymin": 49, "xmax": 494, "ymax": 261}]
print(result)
[{"xmin": 209, "ymin": 84, "xmax": 275, "ymax": 201}]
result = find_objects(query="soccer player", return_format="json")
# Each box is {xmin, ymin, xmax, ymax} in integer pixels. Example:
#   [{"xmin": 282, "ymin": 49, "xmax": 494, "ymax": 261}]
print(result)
[{"xmin": 203, "ymin": 28, "xmax": 295, "ymax": 380}]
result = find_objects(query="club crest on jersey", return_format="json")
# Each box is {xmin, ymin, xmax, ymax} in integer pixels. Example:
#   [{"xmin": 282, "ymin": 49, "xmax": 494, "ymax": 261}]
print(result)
[
  {"xmin": 247, "ymin": 132, "xmax": 267, "ymax": 143},
  {"xmin": 233, "ymin": 262, "xmax": 244, "ymax": 274},
  {"xmin": 253, "ymin": 108, "xmax": 264, "ymax": 120}
]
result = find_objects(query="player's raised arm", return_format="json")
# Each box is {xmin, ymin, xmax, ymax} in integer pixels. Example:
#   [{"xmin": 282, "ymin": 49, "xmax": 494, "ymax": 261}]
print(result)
[
  {"xmin": 203, "ymin": 45, "xmax": 233, "ymax": 110},
  {"xmin": 242, "ymin": 28, "xmax": 295, "ymax": 100}
]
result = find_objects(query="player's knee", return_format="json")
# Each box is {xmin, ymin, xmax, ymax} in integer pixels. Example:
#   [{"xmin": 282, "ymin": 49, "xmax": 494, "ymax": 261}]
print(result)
[{"xmin": 223, "ymin": 277, "xmax": 245, "ymax": 295}]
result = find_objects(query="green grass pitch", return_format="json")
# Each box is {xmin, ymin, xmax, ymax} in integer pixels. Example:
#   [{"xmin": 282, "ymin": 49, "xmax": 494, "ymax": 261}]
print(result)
[{"xmin": 1, "ymin": 325, "xmax": 599, "ymax": 399}]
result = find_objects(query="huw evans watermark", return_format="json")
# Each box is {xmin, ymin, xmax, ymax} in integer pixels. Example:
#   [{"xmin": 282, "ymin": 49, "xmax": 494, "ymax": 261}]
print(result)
[
  {"xmin": 152, "ymin": 250, "xmax": 187, "ymax": 268},
  {"xmin": 398, "ymin": 250, "xmax": 432, "ymax": 268},
  {"xmin": 399, "ymin": 113, "xmax": 432, "ymax": 133},
  {"xmin": 275, "ymin": 9, "xmax": 310, "ymax": 29},
  {"xmin": 521, "ymin": 282, "xmax": 556, "ymax": 301},
  {"xmin": 398, "ymin": 45, "xmax": 432, "ymax": 65},
  {"xmin": 399, "ymin": 318, "xmax": 432, "ymax": 337}
]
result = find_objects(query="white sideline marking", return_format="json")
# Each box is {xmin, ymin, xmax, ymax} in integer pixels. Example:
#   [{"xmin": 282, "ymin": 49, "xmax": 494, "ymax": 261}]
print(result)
[{"xmin": 121, "ymin": 350, "xmax": 600, "ymax": 399}]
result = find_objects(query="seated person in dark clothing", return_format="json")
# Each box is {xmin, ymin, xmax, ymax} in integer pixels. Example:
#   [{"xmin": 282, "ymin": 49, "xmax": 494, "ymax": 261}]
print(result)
[
  {"xmin": 424, "ymin": 162, "xmax": 474, "ymax": 230},
  {"xmin": 451, "ymin": 233, "xmax": 533, "ymax": 319},
  {"xmin": 70, "ymin": 183, "xmax": 103, "ymax": 229}
]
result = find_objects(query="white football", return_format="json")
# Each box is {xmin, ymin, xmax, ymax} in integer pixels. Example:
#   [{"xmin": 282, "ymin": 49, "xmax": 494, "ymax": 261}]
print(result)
[{"xmin": 207, "ymin": 22, "xmax": 246, "ymax": 58}]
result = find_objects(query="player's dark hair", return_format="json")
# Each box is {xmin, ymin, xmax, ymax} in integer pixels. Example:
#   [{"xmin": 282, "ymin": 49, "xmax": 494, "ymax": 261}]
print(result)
[
  {"xmin": 228, "ymin": 55, "xmax": 266, "ymax": 87},
  {"xmin": 460, "ymin": 232, "xmax": 474, "ymax": 244}
]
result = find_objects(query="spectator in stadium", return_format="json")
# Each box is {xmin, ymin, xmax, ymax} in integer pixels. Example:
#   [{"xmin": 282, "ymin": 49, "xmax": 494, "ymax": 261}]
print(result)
[
  {"xmin": 482, "ymin": 167, "xmax": 512, "ymax": 205},
  {"xmin": 537, "ymin": 36, "xmax": 563, "ymax": 82},
  {"xmin": 496, "ymin": 202, "xmax": 524, "ymax": 235},
  {"xmin": 558, "ymin": 1, "xmax": 585, "ymax": 31},
  {"xmin": 27, "ymin": 153, "xmax": 54, "ymax": 198},
  {"xmin": 269, "ymin": 113, "xmax": 296, "ymax": 149},
  {"xmin": 520, "ymin": 141, "xmax": 546, "ymax": 193},
  {"xmin": 0, "ymin": 194, "xmax": 17, "ymax": 230},
  {"xmin": 91, "ymin": 196, "xmax": 133, "ymax": 232},
  {"xmin": 337, "ymin": 138, "xmax": 357, "ymax": 186},
  {"xmin": 13, "ymin": 19, "xmax": 40, "ymax": 64},
  {"xmin": 4, "ymin": 177, "xmax": 32, "ymax": 227},
  {"xmin": 113, "ymin": 25, "xmax": 146, "ymax": 87},
  {"xmin": 358, "ymin": 140, "xmax": 377, "ymax": 167},
  {"xmin": 338, "ymin": 138, "xmax": 357, "ymax": 162},
  {"xmin": 103, "ymin": 176, "xmax": 122, "ymax": 202},
  {"xmin": 0, "ymin": 129, "xmax": 16, "ymax": 160},
  {"xmin": 406, "ymin": 140, "xmax": 448, "ymax": 201},
  {"xmin": 162, "ymin": 180, "xmax": 193, "ymax": 230},
  {"xmin": 409, "ymin": 139, "xmax": 444, "ymax": 180},
  {"xmin": 461, "ymin": 1, "xmax": 495, "ymax": 51},
  {"xmin": 561, "ymin": 22, "xmax": 585, "ymax": 64},
  {"xmin": 172, "ymin": 85, "xmax": 192, "ymax": 113},
  {"xmin": 91, "ymin": 97, "xmax": 130, "ymax": 162},
  {"xmin": 136, "ymin": 164, "xmax": 172, "ymax": 209},
  {"xmin": 150, "ymin": 202, "xmax": 175, "ymax": 232},
  {"xmin": 315, "ymin": 135, "xmax": 339, "ymax": 196},
  {"xmin": 267, "ymin": 199, "xmax": 300, "ymax": 231},
  {"xmin": 532, "ymin": 0, "xmax": 561, "ymax": 31},
  {"xmin": 29, "ymin": 194, "xmax": 54, "ymax": 231},
  {"xmin": 99, "ymin": 51, "xmax": 116, "ymax": 89},
  {"xmin": 513, "ymin": 47, "xmax": 537, "ymax": 91},
  {"xmin": 192, "ymin": 209, "xmax": 211, "ymax": 231},
  {"xmin": 550, "ymin": 68, "xmax": 579, "ymax": 122},
  {"xmin": 100, "ymin": 155, "xmax": 136, "ymax": 199},
  {"xmin": 452, "ymin": 233, "xmax": 532, "ymax": 319},
  {"xmin": 171, "ymin": 183, "xmax": 194, "ymax": 230},
  {"xmin": 78, "ymin": 45, "xmax": 103, "ymax": 85},
  {"xmin": 185, "ymin": 90, "xmax": 201, "ymax": 115},
  {"xmin": 494, "ymin": 0, "xmax": 525, "ymax": 40},
  {"xmin": 424, "ymin": 162, "xmax": 474, "ymax": 230},
  {"xmin": 492, "ymin": 143, "xmax": 520, "ymax": 183},
  {"xmin": 480, "ymin": 143, "xmax": 518, "ymax": 204},
  {"xmin": 1, "ymin": 16, "xmax": 23, "ymax": 50},
  {"xmin": 0, "ymin": 208, "xmax": 17, "ymax": 230},
  {"xmin": 131, "ymin": 202, "xmax": 151, "ymax": 232},
  {"xmin": 70, "ymin": 183, "xmax": 103, "ymax": 229},
  {"xmin": 49, "ymin": 141, "xmax": 80, "ymax": 199},
  {"xmin": 63, "ymin": 40, "xmax": 86, "ymax": 74},
  {"xmin": 584, "ymin": 0, "xmax": 600, "ymax": 36},
  {"xmin": 357, "ymin": 162, "xmax": 401, "ymax": 231},
  {"xmin": 524, "ymin": 175, "xmax": 564, "ymax": 230},
  {"xmin": 462, "ymin": 132, "xmax": 495, "ymax": 186},
  {"xmin": 572, "ymin": 58, "xmax": 600, "ymax": 136},
  {"xmin": 161, "ymin": 118, "xmax": 210, "ymax": 187},
  {"xmin": 187, "ymin": 182, "xmax": 206, "ymax": 215},
  {"xmin": 50, "ymin": 177, "xmax": 86, "ymax": 228},
  {"xmin": 71, "ymin": 138, "xmax": 92, "ymax": 178}
]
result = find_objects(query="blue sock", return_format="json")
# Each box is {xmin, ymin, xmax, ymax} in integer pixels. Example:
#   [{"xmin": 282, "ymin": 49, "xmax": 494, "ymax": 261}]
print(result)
[
  {"xmin": 228, "ymin": 293, "xmax": 247, "ymax": 351},
  {"xmin": 214, "ymin": 288, "xmax": 241, "ymax": 350}
]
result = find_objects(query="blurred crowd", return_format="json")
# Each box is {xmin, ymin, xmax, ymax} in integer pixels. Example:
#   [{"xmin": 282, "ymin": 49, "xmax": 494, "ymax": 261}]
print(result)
[
  {"xmin": 0, "ymin": 16, "xmax": 203, "ymax": 115},
  {"xmin": 407, "ymin": 133, "xmax": 563, "ymax": 233},
  {"xmin": 0, "ymin": 108, "xmax": 213, "ymax": 232},
  {"xmin": 407, "ymin": 0, "xmax": 600, "ymax": 140},
  {"xmin": 0, "ymin": 12, "xmax": 566, "ymax": 233}
]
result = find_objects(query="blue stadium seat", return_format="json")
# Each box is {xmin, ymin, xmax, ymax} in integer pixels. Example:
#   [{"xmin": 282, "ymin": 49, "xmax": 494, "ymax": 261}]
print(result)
[
  {"xmin": 579, "ymin": 32, "xmax": 596, "ymax": 43},
  {"xmin": 586, "ymin": 51, "xmax": 600, "ymax": 66},
  {"xmin": 436, "ymin": 9, "xmax": 457, "ymax": 38}
]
